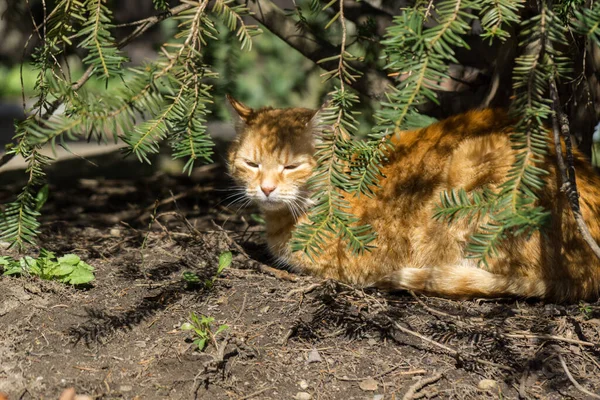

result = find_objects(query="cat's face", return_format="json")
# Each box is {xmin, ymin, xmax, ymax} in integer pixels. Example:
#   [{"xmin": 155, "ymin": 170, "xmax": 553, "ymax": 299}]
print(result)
[{"xmin": 226, "ymin": 96, "xmax": 318, "ymax": 213}]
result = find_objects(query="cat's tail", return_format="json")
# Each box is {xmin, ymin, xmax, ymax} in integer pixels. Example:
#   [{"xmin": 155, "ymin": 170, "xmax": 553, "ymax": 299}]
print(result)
[{"xmin": 376, "ymin": 264, "xmax": 549, "ymax": 300}]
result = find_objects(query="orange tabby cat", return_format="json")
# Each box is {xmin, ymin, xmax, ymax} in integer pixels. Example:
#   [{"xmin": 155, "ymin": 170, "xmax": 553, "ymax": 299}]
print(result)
[{"xmin": 226, "ymin": 95, "xmax": 600, "ymax": 301}]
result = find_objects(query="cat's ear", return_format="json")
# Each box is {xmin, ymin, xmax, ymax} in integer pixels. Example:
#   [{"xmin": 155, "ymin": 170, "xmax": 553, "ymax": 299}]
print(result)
[
  {"xmin": 226, "ymin": 95, "xmax": 253, "ymax": 128},
  {"xmin": 306, "ymin": 100, "xmax": 330, "ymax": 136}
]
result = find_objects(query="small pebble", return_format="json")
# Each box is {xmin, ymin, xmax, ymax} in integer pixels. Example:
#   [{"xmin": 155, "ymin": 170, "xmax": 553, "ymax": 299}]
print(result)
[
  {"xmin": 373, "ymin": 395, "xmax": 384, "ymax": 400},
  {"xmin": 307, "ymin": 349, "xmax": 322, "ymax": 363},
  {"xmin": 119, "ymin": 385, "xmax": 133, "ymax": 392},
  {"xmin": 359, "ymin": 377, "xmax": 378, "ymax": 392},
  {"xmin": 478, "ymin": 379, "xmax": 498, "ymax": 391},
  {"xmin": 295, "ymin": 392, "xmax": 312, "ymax": 400},
  {"xmin": 299, "ymin": 380, "xmax": 309, "ymax": 389},
  {"xmin": 260, "ymin": 305, "xmax": 270, "ymax": 313}
]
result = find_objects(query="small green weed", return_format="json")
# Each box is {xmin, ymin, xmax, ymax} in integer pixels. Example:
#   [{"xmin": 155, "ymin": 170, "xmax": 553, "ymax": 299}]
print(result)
[
  {"xmin": 0, "ymin": 249, "xmax": 95, "ymax": 285},
  {"xmin": 181, "ymin": 312, "xmax": 229, "ymax": 351},
  {"xmin": 579, "ymin": 301, "xmax": 593, "ymax": 320},
  {"xmin": 182, "ymin": 251, "xmax": 232, "ymax": 289}
]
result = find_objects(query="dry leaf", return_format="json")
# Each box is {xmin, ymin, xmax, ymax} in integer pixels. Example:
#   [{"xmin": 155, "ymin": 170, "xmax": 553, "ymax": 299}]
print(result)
[{"xmin": 359, "ymin": 377, "xmax": 378, "ymax": 391}]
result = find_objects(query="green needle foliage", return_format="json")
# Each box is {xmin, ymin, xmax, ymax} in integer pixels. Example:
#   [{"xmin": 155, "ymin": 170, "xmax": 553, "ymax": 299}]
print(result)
[
  {"xmin": 480, "ymin": 0, "xmax": 524, "ymax": 43},
  {"xmin": 1, "ymin": 0, "xmax": 598, "ymax": 270},
  {"xmin": 573, "ymin": 1, "xmax": 600, "ymax": 46},
  {"xmin": 1, "ymin": 0, "xmax": 260, "ymax": 249},
  {"xmin": 291, "ymin": 89, "xmax": 378, "ymax": 259},
  {"xmin": 291, "ymin": 1, "xmax": 377, "ymax": 260},
  {"xmin": 375, "ymin": 0, "xmax": 479, "ymax": 134},
  {"xmin": 434, "ymin": 1, "xmax": 573, "ymax": 265},
  {"xmin": 76, "ymin": 0, "xmax": 127, "ymax": 81}
]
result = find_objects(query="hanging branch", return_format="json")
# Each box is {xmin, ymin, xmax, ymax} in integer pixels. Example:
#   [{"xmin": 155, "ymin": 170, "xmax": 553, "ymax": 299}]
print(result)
[
  {"xmin": 0, "ymin": 2, "xmax": 195, "ymax": 170},
  {"xmin": 549, "ymin": 80, "xmax": 600, "ymax": 260},
  {"xmin": 1, "ymin": 0, "xmax": 259, "ymax": 249},
  {"xmin": 291, "ymin": 0, "xmax": 376, "ymax": 259},
  {"xmin": 232, "ymin": 0, "xmax": 392, "ymax": 99}
]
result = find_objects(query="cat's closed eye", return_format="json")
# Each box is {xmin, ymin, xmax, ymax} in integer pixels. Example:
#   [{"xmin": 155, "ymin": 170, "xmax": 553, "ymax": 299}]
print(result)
[
  {"xmin": 284, "ymin": 165, "xmax": 299, "ymax": 170},
  {"xmin": 245, "ymin": 160, "xmax": 259, "ymax": 168}
]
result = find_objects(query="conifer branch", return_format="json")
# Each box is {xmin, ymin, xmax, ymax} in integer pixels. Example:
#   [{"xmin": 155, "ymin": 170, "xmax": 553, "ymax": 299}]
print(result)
[
  {"xmin": 76, "ymin": 0, "xmax": 128, "ymax": 81},
  {"xmin": 375, "ymin": 0, "xmax": 477, "ymax": 134},
  {"xmin": 291, "ymin": 0, "xmax": 376, "ymax": 259},
  {"xmin": 479, "ymin": 0, "xmax": 524, "ymax": 43},
  {"xmin": 212, "ymin": 0, "xmax": 261, "ymax": 51},
  {"xmin": 1, "ymin": 0, "xmax": 240, "ymax": 249},
  {"xmin": 0, "ymin": 2, "xmax": 195, "ymax": 170},
  {"xmin": 232, "ymin": 0, "xmax": 392, "ymax": 98},
  {"xmin": 434, "ymin": 2, "xmax": 573, "ymax": 265}
]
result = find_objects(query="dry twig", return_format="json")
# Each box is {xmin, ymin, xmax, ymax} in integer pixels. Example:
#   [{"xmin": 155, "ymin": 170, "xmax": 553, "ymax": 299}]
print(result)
[
  {"xmin": 402, "ymin": 371, "xmax": 444, "ymax": 400},
  {"xmin": 558, "ymin": 353, "xmax": 600, "ymax": 399},
  {"xmin": 210, "ymin": 220, "xmax": 298, "ymax": 282},
  {"xmin": 238, "ymin": 386, "xmax": 275, "ymax": 400},
  {"xmin": 409, "ymin": 291, "xmax": 458, "ymax": 319},
  {"xmin": 387, "ymin": 317, "xmax": 513, "ymax": 372},
  {"xmin": 334, "ymin": 365, "xmax": 426, "ymax": 382},
  {"xmin": 285, "ymin": 282, "xmax": 324, "ymax": 299},
  {"xmin": 503, "ymin": 331, "xmax": 596, "ymax": 347}
]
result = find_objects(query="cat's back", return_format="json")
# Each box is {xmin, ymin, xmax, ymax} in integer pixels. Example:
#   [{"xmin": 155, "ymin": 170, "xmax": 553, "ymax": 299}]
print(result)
[
  {"xmin": 342, "ymin": 109, "xmax": 514, "ymax": 273},
  {"xmin": 387, "ymin": 108, "xmax": 512, "ymax": 162},
  {"xmin": 348, "ymin": 108, "xmax": 600, "ymax": 300},
  {"xmin": 358, "ymin": 109, "xmax": 514, "ymax": 212}
]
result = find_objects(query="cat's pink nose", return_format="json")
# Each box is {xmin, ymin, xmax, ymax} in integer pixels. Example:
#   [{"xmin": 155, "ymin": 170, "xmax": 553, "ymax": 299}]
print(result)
[{"xmin": 261, "ymin": 185, "xmax": 276, "ymax": 197}]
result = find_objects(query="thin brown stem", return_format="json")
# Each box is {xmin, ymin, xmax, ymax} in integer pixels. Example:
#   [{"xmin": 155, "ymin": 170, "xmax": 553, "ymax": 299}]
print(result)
[
  {"xmin": 503, "ymin": 331, "xmax": 596, "ymax": 347},
  {"xmin": 549, "ymin": 79, "xmax": 600, "ymax": 260}
]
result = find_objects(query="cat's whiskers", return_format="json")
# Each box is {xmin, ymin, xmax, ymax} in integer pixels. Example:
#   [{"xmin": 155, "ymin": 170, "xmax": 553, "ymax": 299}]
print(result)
[
  {"xmin": 281, "ymin": 193, "xmax": 311, "ymax": 217},
  {"xmin": 214, "ymin": 185, "xmax": 247, "ymax": 192},
  {"xmin": 287, "ymin": 198, "xmax": 308, "ymax": 221},
  {"xmin": 222, "ymin": 191, "xmax": 253, "ymax": 211},
  {"xmin": 284, "ymin": 199, "xmax": 301, "ymax": 221},
  {"xmin": 232, "ymin": 198, "xmax": 253, "ymax": 214},
  {"xmin": 218, "ymin": 191, "xmax": 246, "ymax": 207},
  {"xmin": 293, "ymin": 194, "xmax": 313, "ymax": 209}
]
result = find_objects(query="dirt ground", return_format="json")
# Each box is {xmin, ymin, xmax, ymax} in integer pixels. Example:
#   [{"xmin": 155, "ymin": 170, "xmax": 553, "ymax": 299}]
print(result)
[{"xmin": 1, "ymin": 149, "xmax": 600, "ymax": 400}]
